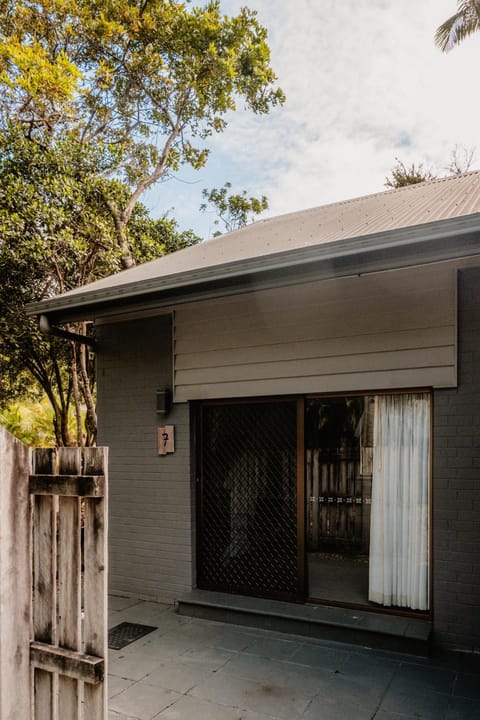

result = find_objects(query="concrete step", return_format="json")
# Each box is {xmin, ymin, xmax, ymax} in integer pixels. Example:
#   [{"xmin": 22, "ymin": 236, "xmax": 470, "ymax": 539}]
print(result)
[{"xmin": 177, "ymin": 589, "xmax": 432, "ymax": 657}]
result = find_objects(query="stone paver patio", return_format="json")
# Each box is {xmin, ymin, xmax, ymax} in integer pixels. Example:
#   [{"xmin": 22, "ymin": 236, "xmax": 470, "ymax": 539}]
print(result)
[{"xmin": 107, "ymin": 596, "xmax": 480, "ymax": 720}]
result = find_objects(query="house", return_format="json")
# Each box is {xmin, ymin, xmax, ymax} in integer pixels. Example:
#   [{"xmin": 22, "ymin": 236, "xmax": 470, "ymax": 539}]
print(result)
[{"xmin": 29, "ymin": 172, "xmax": 480, "ymax": 654}]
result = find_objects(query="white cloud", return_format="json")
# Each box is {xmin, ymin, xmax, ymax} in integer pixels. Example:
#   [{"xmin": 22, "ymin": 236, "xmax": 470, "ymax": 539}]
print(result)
[{"xmin": 149, "ymin": 0, "xmax": 480, "ymax": 234}]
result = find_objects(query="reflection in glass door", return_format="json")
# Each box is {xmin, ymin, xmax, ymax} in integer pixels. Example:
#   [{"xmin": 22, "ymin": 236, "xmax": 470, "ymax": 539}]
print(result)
[{"xmin": 305, "ymin": 396, "xmax": 374, "ymax": 606}]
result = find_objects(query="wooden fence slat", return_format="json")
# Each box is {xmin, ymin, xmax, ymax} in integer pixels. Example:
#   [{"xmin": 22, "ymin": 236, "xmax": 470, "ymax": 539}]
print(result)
[
  {"xmin": 29, "ymin": 474, "xmax": 105, "ymax": 497},
  {"xmin": 33, "ymin": 494, "xmax": 57, "ymax": 718},
  {"xmin": 33, "ymin": 669, "xmax": 54, "ymax": 720},
  {"xmin": 57, "ymin": 450, "xmax": 82, "ymax": 719},
  {"xmin": 31, "ymin": 642, "xmax": 104, "ymax": 683},
  {"xmin": 33, "ymin": 496, "xmax": 57, "ymax": 643},
  {"xmin": 83, "ymin": 447, "xmax": 108, "ymax": 720},
  {"xmin": 0, "ymin": 427, "xmax": 32, "ymax": 720}
]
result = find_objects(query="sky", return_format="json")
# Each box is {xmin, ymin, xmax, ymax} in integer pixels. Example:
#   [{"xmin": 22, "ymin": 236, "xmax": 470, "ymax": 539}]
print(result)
[{"xmin": 145, "ymin": 0, "xmax": 480, "ymax": 239}]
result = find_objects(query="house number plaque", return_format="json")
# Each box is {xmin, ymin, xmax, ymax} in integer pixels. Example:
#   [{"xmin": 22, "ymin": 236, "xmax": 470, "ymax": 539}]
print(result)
[{"xmin": 158, "ymin": 426, "xmax": 175, "ymax": 455}]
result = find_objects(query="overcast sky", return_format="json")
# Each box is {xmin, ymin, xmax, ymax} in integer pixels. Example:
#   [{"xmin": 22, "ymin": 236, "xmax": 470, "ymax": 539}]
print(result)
[{"xmin": 146, "ymin": 0, "xmax": 480, "ymax": 238}]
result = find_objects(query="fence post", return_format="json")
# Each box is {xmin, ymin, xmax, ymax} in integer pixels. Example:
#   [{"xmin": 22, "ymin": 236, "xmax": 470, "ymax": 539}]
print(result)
[{"xmin": 0, "ymin": 426, "xmax": 32, "ymax": 720}]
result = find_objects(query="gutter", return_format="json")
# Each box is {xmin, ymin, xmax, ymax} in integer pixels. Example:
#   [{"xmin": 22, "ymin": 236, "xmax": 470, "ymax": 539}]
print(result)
[
  {"xmin": 27, "ymin": 215, "xmax": 480, "ymax": 322},
  {"xmin": 39, "ymin": 315, "xmax": 97, "ymax": 349}
]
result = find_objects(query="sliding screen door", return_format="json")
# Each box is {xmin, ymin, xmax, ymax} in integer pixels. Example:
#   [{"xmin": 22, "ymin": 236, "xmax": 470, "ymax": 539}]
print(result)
[{"xmin": 197, "ymin": 399, "xmax": 303, "ymax": 601}]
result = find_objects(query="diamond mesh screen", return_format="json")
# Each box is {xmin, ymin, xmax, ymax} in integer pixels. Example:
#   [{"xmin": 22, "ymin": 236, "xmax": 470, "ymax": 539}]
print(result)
[{"xmin": 198, "ymin": 401, "xmax": 298, "ymax": 599}]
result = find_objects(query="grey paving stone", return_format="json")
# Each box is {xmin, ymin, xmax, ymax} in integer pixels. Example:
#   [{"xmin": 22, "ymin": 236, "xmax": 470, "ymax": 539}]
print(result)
[
  {"xmin": 453, "ymin": 671, "xmax": 480, "ymax": 700},
  {"xmin": 301, "ymin": 695, "xmax": 376, "ymax": 720},
  {"xmin": 393, "ymin": 662, "xmax": 457, "ymax": 693},
  {"xmin": 221, "ymin": 652, "xmax": 335, "ymax": 697},
  {"xmin": 155, "ymin": 695, "xmax": 275, "ymax": 720},
  {"xmin": 109, "ymin": 650, "xmax": 164, "ymax": 681},
  {"xmin": 206, "ymin": 628, "xmax": 255, "ymax": 652},
  {"xmin": 340, "ymin": 653, "xmax": 399, "ymax": 682},
  {"xmin": 290, "ymin": 643, "xmax": 350, "ymax": 671},
  {"xmin": 178, "ymin": 646, "xmax": 236, "ymax": 671},
  {"xmin": 109, "ymin": 682, "xmax": 181, "ymax": 720},
  {"xmin": 109, "ymin": 711, "xmax": 138, "ymax": 720},
  {"xmin": 220, "ymin": 652, "xmax": 283, "ymax": 683},
  {"xmin": 108, "ymin": 675, "xmax": 137, "ymax": 699},
  {"xmin": 110, "ymin": 596, "xmax": 142, "ymax": 612},
  {"xmin": 131, "ymin": 635, "xmax": 195, "ymax": 661},
  {"xmin": 189, "ymin": 670, "xmax": 311, "ymax": 719},
  {"xmin": 141, "ymin": 660, "xmax": 217, "ymax": 694},
  {"xmin": 243, "ymin": 636, "xmax": 300, "ymax": 661},
  {"xmin": 326, "ymin": 670, "xmax": 388, "ymax": 711},
  {"xmin": 380, "ymin": 683, "xmax": 451, "ymax": 720},
  {"xmin": 374, "ymin": 712, "xmax": 420, "ymax": 720},
  {"xmin": 445, "ymin": 696, "xmax": 480, "ymax": 720}
]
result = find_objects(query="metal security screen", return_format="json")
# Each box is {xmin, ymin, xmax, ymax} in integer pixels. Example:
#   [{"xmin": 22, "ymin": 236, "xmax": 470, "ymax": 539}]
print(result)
[{"xmin": 198, "ymin": 400, "xmax": 300, "ymax": 599}]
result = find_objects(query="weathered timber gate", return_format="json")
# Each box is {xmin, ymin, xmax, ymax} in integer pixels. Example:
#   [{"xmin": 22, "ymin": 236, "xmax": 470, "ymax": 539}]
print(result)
[{"xmin": 0, "ymin": 426, "xmax": 108, "ymax": 720}]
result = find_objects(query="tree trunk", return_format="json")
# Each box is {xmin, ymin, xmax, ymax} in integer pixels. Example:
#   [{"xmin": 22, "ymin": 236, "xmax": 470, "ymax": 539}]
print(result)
[
  {"xmin": 78, "ymin": 329, "xmax": 97, "ymax": 446},
  {"xmin": 70, "ymin": 343, "xmax": 84, "ymax": 446}
]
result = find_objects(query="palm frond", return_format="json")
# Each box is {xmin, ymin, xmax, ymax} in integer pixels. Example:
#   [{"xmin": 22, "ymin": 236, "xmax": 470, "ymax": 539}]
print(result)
[{"xmin": 435, "ymin": 1, "xmax": 480, "ymax": 52}]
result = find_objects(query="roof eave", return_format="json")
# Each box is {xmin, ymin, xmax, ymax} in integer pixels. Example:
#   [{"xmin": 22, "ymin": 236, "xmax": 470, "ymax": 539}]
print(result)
[{"xmin": 26, "ymin": 214, "xmax": 480, "ymax": 322}]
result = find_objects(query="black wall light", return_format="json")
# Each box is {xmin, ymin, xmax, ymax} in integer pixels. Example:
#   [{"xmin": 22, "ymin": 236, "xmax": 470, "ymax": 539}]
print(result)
[{"xmin": 156, "ymin": 387, "xmax": 172, "ymax": 416}]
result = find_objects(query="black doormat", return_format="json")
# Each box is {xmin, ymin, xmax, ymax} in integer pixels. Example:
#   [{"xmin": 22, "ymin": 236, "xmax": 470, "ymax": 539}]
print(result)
[{"xmin": 108, "ymin": 622, "xmax": 157, "ymax": 650}]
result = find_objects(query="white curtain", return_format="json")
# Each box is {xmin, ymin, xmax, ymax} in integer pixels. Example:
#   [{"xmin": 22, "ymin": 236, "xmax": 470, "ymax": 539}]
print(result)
[{"xmin": 368, "ymin": 393, "xmax": 430, "ymax": 610}]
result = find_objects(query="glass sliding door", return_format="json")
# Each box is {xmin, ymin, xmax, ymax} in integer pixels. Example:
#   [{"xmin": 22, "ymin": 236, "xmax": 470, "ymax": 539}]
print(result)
[
  {"xmin": 305, "ymin": 392, "xmax": 430, "ymax": 613},
  {"xmin": 306, "ymin": 396, "xmax": 373, "ymax": 605}
]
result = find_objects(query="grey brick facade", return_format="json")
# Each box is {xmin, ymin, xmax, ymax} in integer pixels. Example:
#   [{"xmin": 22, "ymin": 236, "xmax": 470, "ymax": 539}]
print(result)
[
  {"xmin": 433, "ymin": 267, "xmax": 480, "ymax": 651},
  {"xmin": 96, "ymin": 314, "xmax": 193, "ymax": 603}
]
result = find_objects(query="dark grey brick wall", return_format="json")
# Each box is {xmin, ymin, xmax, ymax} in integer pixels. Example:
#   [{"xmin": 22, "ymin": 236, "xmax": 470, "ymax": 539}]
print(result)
[
  {"xmin": 433, "ymin": 267, "xmax": 480, "ymax": 651},
  {"xmin": 96, "ymin": 314, "xmax": 192, "ymax": 603}
]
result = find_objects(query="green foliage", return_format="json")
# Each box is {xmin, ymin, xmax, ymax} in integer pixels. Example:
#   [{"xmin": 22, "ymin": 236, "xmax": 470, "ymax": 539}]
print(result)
[
  {"xmin": 0, "ymin": 398, "xmax": 65, "ymax": 447},
  {"xmin": 0, "ymin": 1, "xmax": 282, "ymax": 444},
  {"xmin": 0, "ymin": 0, "xmax": 284, "ymax": 266},
  {"xmin": 200, "ymin": 182, "xmax": 269, "ymax": 235},
  {"xmin": 435, "ymin": 1, "xmax": 480, "ymax": 52},
  {"xmin": 385, "ymin": 159, "xmax": 436, "ymax": 189},
  {"xmin": 0, "ymin": 123, "xmax": 200, "ymax": 445}
]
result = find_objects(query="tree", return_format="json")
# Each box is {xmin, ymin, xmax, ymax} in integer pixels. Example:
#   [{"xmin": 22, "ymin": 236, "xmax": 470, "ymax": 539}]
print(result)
[
  {"xmin": 0, "ymin": 124, "xmax": 200, "ymax": 445},
  {"xmin": 0, "ymin": 1, "xmax": 283, "ymax": 444},
  {"xmin": 200, "ymin": 182, "xmax": 268, "ymax": 235},
  {"xmin": 446, "ymin": 144, "xmax": 476, "ymax": 174},
  {"xmin": 385, "ymin": 146, "xmax": 477, "ymax": 190},
  {"xmin": 385, "ymin": 159, "xmax": 436, "ymax": 189},
  {"xmin": 0, "ymin": 0, "xmax": 284, "ymax": 268},
  {"xmin": 435, "ymin": 1, "xmax": 480, "ymax": 51}
]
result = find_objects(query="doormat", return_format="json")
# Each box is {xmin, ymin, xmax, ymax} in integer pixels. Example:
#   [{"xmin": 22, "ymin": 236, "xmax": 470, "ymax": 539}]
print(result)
[{"xmin": 108, "ymin": 622, "xmax": 157, "ymax": 650}]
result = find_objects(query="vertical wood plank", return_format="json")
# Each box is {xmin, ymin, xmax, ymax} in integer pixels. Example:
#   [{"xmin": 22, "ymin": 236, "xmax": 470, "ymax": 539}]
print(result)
[
  {"xmin": 0, "ymin": 427, "xmax": 32, "ymax": 720},
  {"xmin": 34, "ymin": 669, "xmax": 54, "ymax": 720},
  {"xmin": 57, "ymin": 448, "xmax": 82, "ymax": 719},
  {"xmin": 83, "ymin": 447, "xmax": 108, "ymax": 720},
  {"xmin": 32, "ymin": 448, "xmax": 58, "ymax": 720},
  {"xmin": 58, "ymin": 496, "xmax": 81, "ymax": 718}
]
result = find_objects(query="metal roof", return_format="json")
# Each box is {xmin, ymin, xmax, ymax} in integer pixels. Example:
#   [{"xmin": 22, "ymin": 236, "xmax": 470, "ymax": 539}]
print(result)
[{"xmin": 28, "ymin": 171, "xmax": 480, "ymax": 320}]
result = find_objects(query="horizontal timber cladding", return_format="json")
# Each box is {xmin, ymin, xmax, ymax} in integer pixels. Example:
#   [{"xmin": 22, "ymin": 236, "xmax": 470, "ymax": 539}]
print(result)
[{"xmin": 174, "ymin": 263, "xmax": 457, "ymax": 401}]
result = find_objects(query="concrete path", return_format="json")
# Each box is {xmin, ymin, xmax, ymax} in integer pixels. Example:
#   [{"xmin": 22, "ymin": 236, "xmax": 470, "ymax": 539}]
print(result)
[{"xmin": 107, "ymin": 596, "xmax": 480, "ymax": 720}]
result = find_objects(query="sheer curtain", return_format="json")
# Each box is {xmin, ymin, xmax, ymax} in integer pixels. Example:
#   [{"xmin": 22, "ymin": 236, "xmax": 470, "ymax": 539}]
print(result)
[{"xmin": 368, "ymin": 393, "xmax": 430, "ymax": 610}]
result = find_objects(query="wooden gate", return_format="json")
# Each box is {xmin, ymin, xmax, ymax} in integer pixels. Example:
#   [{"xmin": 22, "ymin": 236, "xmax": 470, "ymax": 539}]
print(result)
[{"xmin": 0, "ymin": 427, "xmax": 108, "ymax": 720}]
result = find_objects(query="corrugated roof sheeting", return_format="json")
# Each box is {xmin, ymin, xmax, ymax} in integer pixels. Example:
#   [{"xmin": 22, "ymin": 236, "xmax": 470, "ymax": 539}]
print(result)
[{"xmin": 37, "ymin": 171, "xmax": 480, "ymax": 300}]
